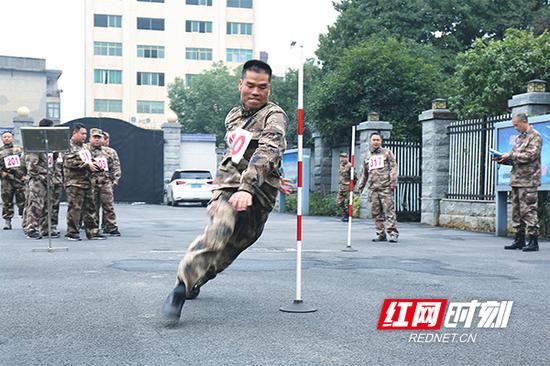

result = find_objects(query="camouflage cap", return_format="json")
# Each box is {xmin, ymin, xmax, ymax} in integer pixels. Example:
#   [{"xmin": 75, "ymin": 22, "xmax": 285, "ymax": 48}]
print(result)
[
  {"xmin": 102, "ymin": 131, "xmax": 110, "ymax": 139},
  {"xmin": 339, "ymin": 152, "xmax": 348, "ymax": 158},
  {"xmin": 90, "ymin": 128, "xmax": 103, "ymax": 136}
]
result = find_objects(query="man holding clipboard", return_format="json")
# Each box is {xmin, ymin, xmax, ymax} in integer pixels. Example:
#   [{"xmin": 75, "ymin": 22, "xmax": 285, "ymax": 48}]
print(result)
[{"xmin": 491, "ymin": 113, "xmax": 542, "ymax": 252}]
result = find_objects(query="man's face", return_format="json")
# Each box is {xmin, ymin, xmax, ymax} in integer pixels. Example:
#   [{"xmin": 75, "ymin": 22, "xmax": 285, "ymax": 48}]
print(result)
[
  {"xmin": 340, "ymin": 156, "xmax": 348, "ymax": 163},
  {"xmin": 239, "ymin": 70, "xmax": 270, "ymax": 111},
  {"xmin": 370, "ymin": 135, "xmax": 382, "ymax": 149},
  {"xmin": 2, "ymin": 133, "xmax": 13, "ymax": 145},
  {"xmin": 90, "ymin": 135, "xmax": 103, "ymax": 147},
  {"xmin": 512, "ymin": 116, "xmax": 528, "ymax": 133},
  {"xmin": 103, "ymin": 137, "xmax": 110, "ymax": 147},
  {"xmin": 73, "ymin": 128, "xmax": 87, "ymax": 143}
]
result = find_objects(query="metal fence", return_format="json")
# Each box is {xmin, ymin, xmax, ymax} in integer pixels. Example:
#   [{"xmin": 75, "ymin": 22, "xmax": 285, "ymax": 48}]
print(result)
[
  {"xmin": 447, "ymin": 113, "xmax": 511, "ymax": 201},
  {"xmin": 384, "ymin": 138, "xmax": 422, "ymax": 221}
]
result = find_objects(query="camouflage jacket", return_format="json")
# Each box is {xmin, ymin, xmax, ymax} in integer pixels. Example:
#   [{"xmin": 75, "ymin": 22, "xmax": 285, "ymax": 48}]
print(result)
[
  {"xmin": 0, "ymin": 143, "xmax": 27, "ymax": 184},
  {"xmin": 338, "ymin": 160, "xmax": 357, "ymax": 190},
  {"xmin": 358, "ymin": 147, "xmax": 398, "ymax": 192},
  {"xmin": 89, "ymin": 145, "xmax": 115, "ymax": 186},
  {"xmin": 502, "ymin": 126, "xmax": 543, "ymax": 187},
  {"xmin": 215, "ymin": 102, "xmax": 287, "ymax": 209},
  {"xmin": 63, "ymin": 140, "xmax": 93, "ymax": 189},
  {"xmin": 103, "ymin": 146, "xmax": 121, "ymax": 184},
  {"xmin": 25, "ymin": 152, "xmax": 62, "ymax": 185}
]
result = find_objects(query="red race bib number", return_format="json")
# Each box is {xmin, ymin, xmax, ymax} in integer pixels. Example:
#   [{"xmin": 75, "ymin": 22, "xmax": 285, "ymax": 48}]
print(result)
[
  {"xmin": 369, "ymin": 155, "xmax": 385, "ymax": 171},
  {"xmin": 94, "ymin": 157, "xmax": 109, "ymax": 171},
  {"xmin": 47, "ymin": 153, "xmax": 54, "ymax": 168},
  {"xmin": 79, "ymin": 149, "xmax": 92, "ymax": 164},
  {"xmin": 228, "ymin": 128, "xmax": 253, "ymax": 164},
  {"xmin": 4, "ymin": 155, "xmax": 21, "ymax": 169}
]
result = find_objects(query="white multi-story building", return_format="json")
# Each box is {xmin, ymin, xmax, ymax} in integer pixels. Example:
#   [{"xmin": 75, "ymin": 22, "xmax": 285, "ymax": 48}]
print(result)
[{"xmin": 84, "ymin": 0, "xmax": 256, "ymax": 128}]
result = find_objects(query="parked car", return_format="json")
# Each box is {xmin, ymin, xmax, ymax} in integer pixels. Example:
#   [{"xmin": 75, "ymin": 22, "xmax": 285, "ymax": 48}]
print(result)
[{"xmin": 166, "ymin": 169, "xmax": 216, "ymax": 207}]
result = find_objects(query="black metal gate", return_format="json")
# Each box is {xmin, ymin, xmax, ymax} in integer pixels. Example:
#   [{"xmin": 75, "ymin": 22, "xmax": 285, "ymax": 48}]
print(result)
[
  {"xmin": 62, "ymin": 117, "xmax": 164, "ymax": 204},
  {"xmin": 384, "ymin": 138, "xmax": 422, "ymax": 222}
]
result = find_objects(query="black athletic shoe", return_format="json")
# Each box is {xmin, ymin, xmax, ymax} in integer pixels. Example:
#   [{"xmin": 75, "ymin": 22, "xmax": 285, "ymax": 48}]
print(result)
[
  {"xmin": 66, "ymin": 235, "xmax": 82, "ymax": 241},
  {"xmin": 88, "ymin": 234, "xmax": 107, "ymax": 240},
  {"xmin": 186, "ymin": 286, "xmax": 200, "ymax": 300},
  {"xmin": 161, "ymin": 282, "xmax": 187, "ymax": 321},
  {"xmin": 26, "ymin": 230, "xmax": 42, "ymax": 240},
  {"xmin": 105, "ymin": 230, "xmax": 121, "ymax": 237}
]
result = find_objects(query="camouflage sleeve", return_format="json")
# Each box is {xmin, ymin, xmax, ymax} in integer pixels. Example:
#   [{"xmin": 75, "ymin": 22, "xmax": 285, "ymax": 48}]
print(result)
[
  {"xmin": 25, "ymin": 153, "xmax": 41, "ymax": 177},
  {"xmin": 388, "ymin": 150, "xmax": 398, "ymax": 186},
  {"xmin": 64, "ymin": 151, "xmax": 88, "ymax": 170},
  {"xmin": 357, "ymin": 156, "xmax": 368, "ymax": 191},
  {"xmin": 510, "ymin": 134, "xmax": 542, "ymax": 164},
  {"xmin": 112, "ymin": 149, "xmax": 122, "ymax": 182},
  {"xmin": 238, "ymin": 110, "xmax": 287, "ymax": 194}
]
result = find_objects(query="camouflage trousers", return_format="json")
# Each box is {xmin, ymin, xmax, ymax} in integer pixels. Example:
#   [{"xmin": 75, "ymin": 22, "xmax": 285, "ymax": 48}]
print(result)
[
  {"xmin": 66, "ymin": 186, "xmax": 99, "ymax": 238},
  {"xmin": 176, "ymin": 189, "xmax": 270, "ymax": 295},
  {"xmin": 369, "ymin": 188, "xmax": 398, "ymax": 235},
  {"xmin": 512, "ymin": 187, "xmax": 539, "ymax": 236},
  {"xmin": 1, "ymin": 178, "xmax": 25, "ymax": 220},
  {"xmin": 336, "ymin": 186, "xmax": 350, "ymax": 213},
  {"xmin": 93, "ymin": 181, "xmax": 118, "ymax": 232},
  {"xmin": 24, "ymin": 180, "xmax": 62, "ymax": 233}
]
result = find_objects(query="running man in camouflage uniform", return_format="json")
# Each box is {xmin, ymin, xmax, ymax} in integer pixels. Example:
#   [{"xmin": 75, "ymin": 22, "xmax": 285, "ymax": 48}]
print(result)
[
  {"xmin": 495, "ymin": 113, "xmax": 543, "ymax": 252},
  {"xmin": 63, "ymin": 124, "xmax": 105, "ymax": 241},
  {"xmin": 0, "ymin": 131, "xmax": 27, "ymax": 230},
  {"xmin": 100, "ymin": 131, "xmax": 121, "ymax": 235},
  {"xmin": 88, "ymin": 128, "xmax": 120, "ymax": 236},
  {"xmin": 336, "ymin": 152, "xmax": 354, "ymax": 222},
  {"xmin": 161, "ymin": 60, "xmax": 288, "ymax": 322},
  {"xmin": 358, "ymin": 132, "xmax": 399, "ymax": 243}
]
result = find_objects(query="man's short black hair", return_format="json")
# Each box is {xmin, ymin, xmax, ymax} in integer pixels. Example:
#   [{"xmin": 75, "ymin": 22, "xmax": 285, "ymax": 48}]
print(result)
[
  {"xmin": 72, "ymin": 123, "xmax": 86, "ymax": 134},
  {"xmin": 241, "ymin": 59, "xmax": 272, "ymax": 81},
  {"xmin": 39, "ymin": 118, "xmax": 54, "ymax": 127},
  {"xmin": 370, "ymin": 132, "xmax": 383, "ymax": 140}
]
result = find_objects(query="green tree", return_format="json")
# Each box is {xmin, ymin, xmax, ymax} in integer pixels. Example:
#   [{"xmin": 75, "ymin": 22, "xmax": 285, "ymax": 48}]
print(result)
[
  {"xmin": 311, "ymin": 37, "xmax": 447, "ymax": 145},
  {"xmin": 269, "ymin": 60, "xmax": 322, "ymax": 147},
  {"xmin": 317, "ymin": 0, "xmax": 549, "ymax": 69},
  {"xmin": 168, "ymin": 62, "xmax": 239, "ymax": 143},
  {"xmin": 450, "ymin": 29, "xmax": 550, "ymax": 118}
]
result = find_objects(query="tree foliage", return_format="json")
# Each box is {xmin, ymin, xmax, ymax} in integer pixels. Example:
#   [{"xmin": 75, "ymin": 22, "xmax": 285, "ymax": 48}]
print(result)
[
  {"xmin": 451, "ymin": 29, "xmax": 550, "ymax": 118},
  {"xmin": 168, "ymin": 62, "xmax": 239, "ymax": 143},
  {"xmin": 311, "ymin": 37, "xmax": 447, "ymax": 145},
  {"xmin": 317, "ymin": 0, "xmax": 549, "ymax": 69}
]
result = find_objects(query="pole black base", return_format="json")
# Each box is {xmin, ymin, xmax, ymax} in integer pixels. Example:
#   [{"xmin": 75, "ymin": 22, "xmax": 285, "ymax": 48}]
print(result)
[
  {"xmin": 279, "ymin": 300, "xmax": 317, "ymax": 313},
  {"xmin": 342, "ymin": 247, "xmax": 358, "ymax": 252}
]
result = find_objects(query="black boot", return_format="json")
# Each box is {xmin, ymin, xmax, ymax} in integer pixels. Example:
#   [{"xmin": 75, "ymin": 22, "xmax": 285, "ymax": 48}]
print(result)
[
  {"xmin": 161, "ymin": 282, "xmax": 187, "ymax": 321},
  {"xmin": 522, "ymin": 235, "xmax": 539, "ymax": 252},
  {"xmin": 504, "ymin": 232, "xmax": 525, "ymax": 250}
]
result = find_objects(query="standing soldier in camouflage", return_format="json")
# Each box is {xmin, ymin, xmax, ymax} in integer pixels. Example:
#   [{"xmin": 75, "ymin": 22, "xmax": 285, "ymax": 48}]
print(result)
[
  {"xmin": 358, "ymin": 132, "xmax": 399, "ymax": 243},
  {"xmin": 336, "ymin": 152, "xmax": 353, "ymax": 222},
  {"xmin": 63, "ymin": 124, "xmax": 106, "ymax": 241},
  {"xmin": 0, "ymin": 131, "xmax": 27, "ymax": 230},
  {"xmin": 495, "ymin": 113, "xmax": 543, "ymax": 252},
  {"xmin": 88, "ymin": 129, "xmax": 120, "ymax": 236},
  {"xmin": 161, "ymin": 60, "xmax": 288, "ymax": 322},
  {"xmin": 101, "ymin": 131, "xmax": 121, "ymax": 235}
]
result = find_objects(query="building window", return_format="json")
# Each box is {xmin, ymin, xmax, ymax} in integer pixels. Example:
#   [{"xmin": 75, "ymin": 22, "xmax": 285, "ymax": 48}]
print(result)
[
  {"xmin": 137, "ymin": 0, "xmax": 164, "ymax": 2},
  {"xmin": 137, "ymin": 100, "xmax": 164, "ymax": 114},
  {"xmin": 94, "ymin": 14, "xmax": 122, "ymax": 28},
  {"xmin": 226, "ymin": 48, "xmax": 253, "ymax": 62},
  {"xmin": 186, "ymin": 0, "xmax": 212, "ymax": 5},
  {"xmin": 185, "ymin": 74, "xmax": 197, "ymax": 86},
  {"xmin": 226, "ymin": 0, "xmax": 252, "ymax": 8},
  {"xmin": 94, "ymin": 41, "xmax": 122, "ymax": 56},
  {"xmin": 94, "ymin": 69, "xmax": 122, "ymax": 84},
  {"xmin": 226, "ymin": 22, "xmax": 252, "ymax": 35},
  {"xmin": 186, "ymin": 48, "xmax": 212, "ymax": 61},
  {"xmin": 137, "ymin": 45, "xmax": 165, "ymax": 58},
  {"xmin": 185, "ymin": 20, "xmax": 212, "ymax": 33},
  {"xmin": 137, "ymin": 17, "xmax": 165, "ymax": 31},
  {"xmin": 137, "ymin": 72, "xmax": 165, "ymax": 86},
  {"xmin": 94, "ymin": 99, "xmax": 122, "ymax": 113},
  {"xmin": 47, "ymin": 103, "xmax": 60, "ymax": 120}
]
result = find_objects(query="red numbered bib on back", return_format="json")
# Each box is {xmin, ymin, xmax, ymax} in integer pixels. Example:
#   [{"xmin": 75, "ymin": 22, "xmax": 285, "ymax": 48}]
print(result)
[{"xmin": 79, "ymin": 149, "xmax": 92, "ymax": 164}]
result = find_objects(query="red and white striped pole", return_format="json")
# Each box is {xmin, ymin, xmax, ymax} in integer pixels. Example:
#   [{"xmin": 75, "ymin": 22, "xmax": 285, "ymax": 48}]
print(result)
[
  {"xmin": 280, "ymin": 44, "xmax": 316, "ymax": 313},
  {"xmin": 343, "ymin": 126, "xmax": 358, "ymax": 252}
]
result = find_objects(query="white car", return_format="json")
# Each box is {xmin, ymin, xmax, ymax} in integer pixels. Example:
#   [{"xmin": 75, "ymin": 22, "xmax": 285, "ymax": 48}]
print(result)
[{"xmin": 166, "ymin": 169, "xmax": 216, "ymax": 207}]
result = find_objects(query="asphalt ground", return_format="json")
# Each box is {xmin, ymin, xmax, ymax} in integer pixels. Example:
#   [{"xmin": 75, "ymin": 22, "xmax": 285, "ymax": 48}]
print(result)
[{"xmin": 1, "ymin": 203, "xmax": 549, "ymax": 366}]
